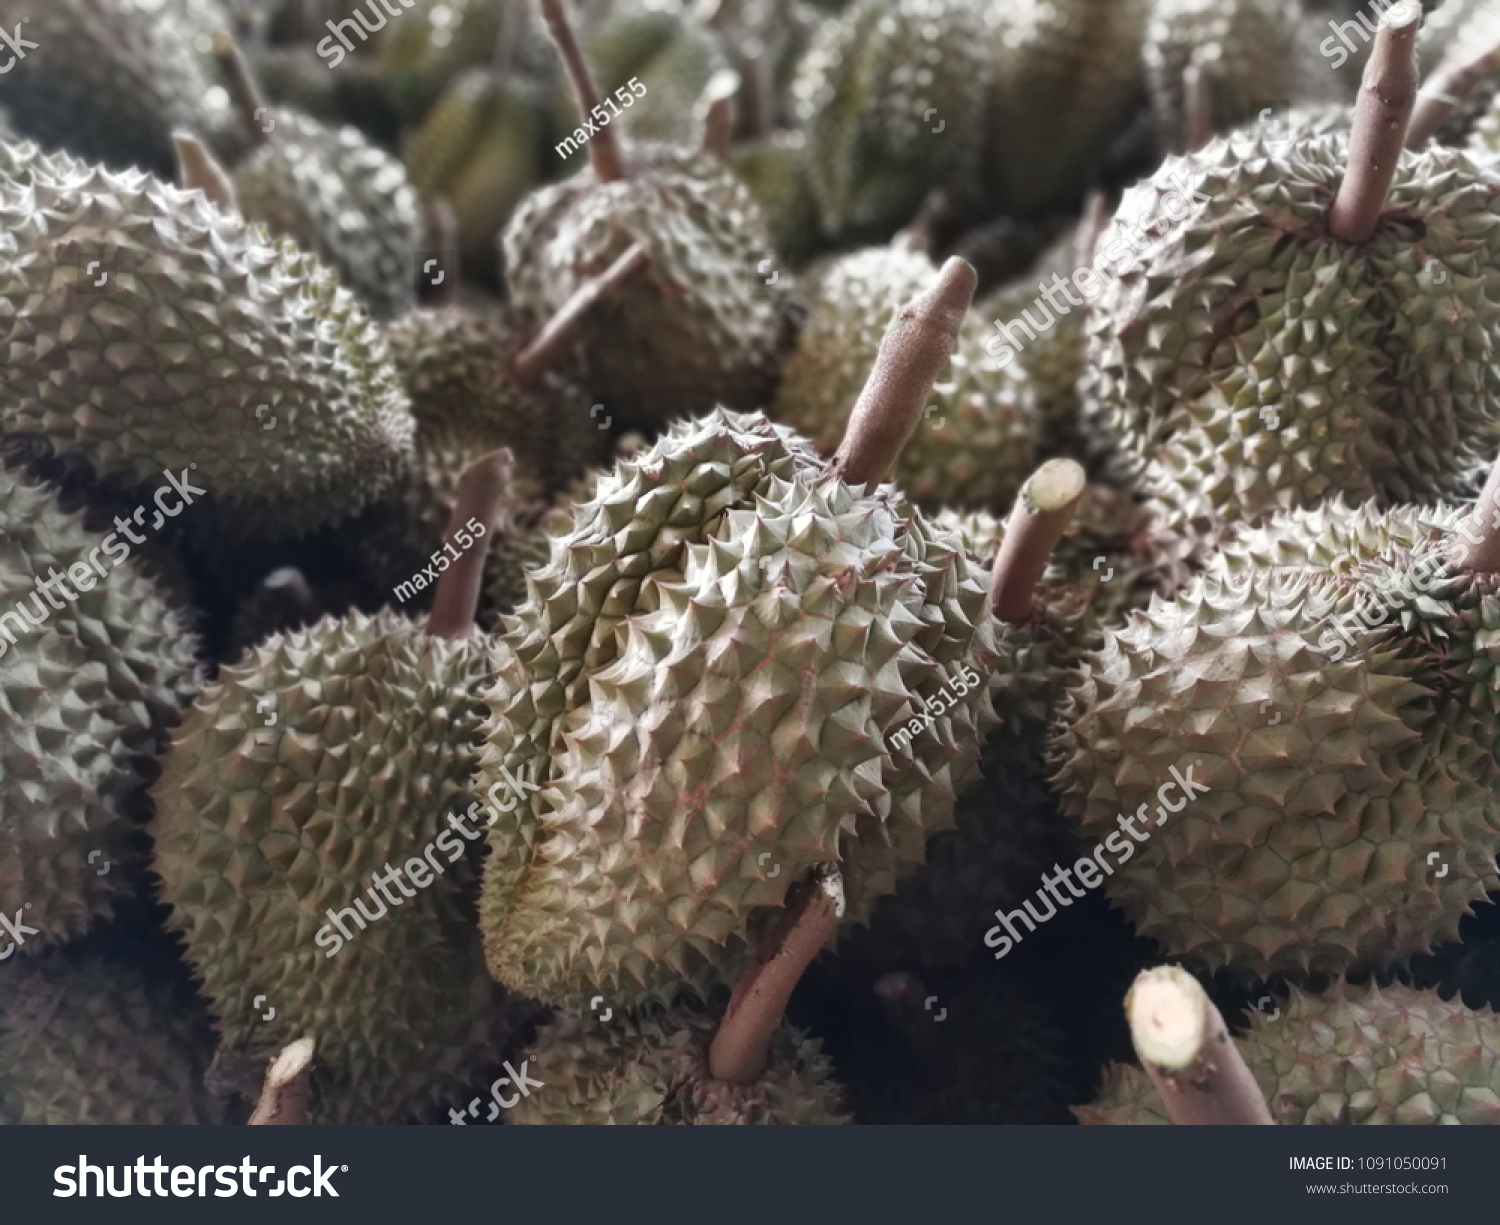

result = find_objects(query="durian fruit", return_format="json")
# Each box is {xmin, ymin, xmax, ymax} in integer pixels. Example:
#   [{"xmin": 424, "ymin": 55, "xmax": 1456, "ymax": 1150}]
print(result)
[
  {"xmin": 983, "ymin": 0, "xmax": 1151, "ymax": 218},
  {"xmin": 773, "ymin": 245, "xmax": 1040, "ymax": 512},
  {"xmin": 1081, "ymin": 983, "xmax": 1500, "ymax": 1125},
  {"xmin": 151, "ymin": 456, "xmax": 521, "ymax": 1125},
  {"xmin": 478, "ymin": 259, "xmax": 1000, "ymax": 1009},
  {"xmin": 791, "ymin": 0, "xmax": 990, "ymax": 242},
  {"xmin": 0, "ymin": 143, "xmax": 415, "ymax": 539},
  {"xmin": 0, "ymin": 947, "xmax": 225, "ymax": 1125},
  {"xmin": 0, "ymin": 0, "xmax": 219, "ymax": 177},
  {"xmin": 503, "ymin": 0, "xmax": 789, "ymax": 428},
  {"xmin": 0, "ymin": 467, "xmax": 201, "ymax": 950},
  {"xmin": 1049, "ymin": 481, "xmax": 1500, "ymax": 977},
  {"xmin": 216, "ymin": 37, "xmax": 421, "ymax": 321},
  {"xmin": 507, "ymin": 1007, "xmax": 850, "ymax": 1124},
  {"xmin": 728, "ymin": 130, "xmax": 823, "ymax": 269},
  {"xmin": 1085, "ymin": 14, "xmax": 1500, "ymax": 562}
]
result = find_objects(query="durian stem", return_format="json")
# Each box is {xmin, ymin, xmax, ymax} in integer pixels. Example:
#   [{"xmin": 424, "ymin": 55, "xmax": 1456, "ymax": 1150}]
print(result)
[
  {"xmin": 249, "ymin": 1038, "xmax": 315, "ymax": 1125},
  {"xmin": 1126, "ymin": 967, "xmax": 1274, "ymax": 1126},
  {"xmin": 1328, "ymin": 6, "xmax": 1421, "ymax": 244},
  {"xmin": 989, "ymin": 459, "xmax": 1087, "ymax": 623},
  {"xmin": 511, "ymin": 243, "xmax": 651, "ymax": 387},
  {"xmin": 1405, "ymin": 24, "xmax": 1500, "ymax": 147},
  {"xmin": 538, "ymin": 0, "xmax": 628, "ymax": 183},
  {"xmin": 422, "ymin": 197, "xmax": 461, "ymax": 305},
  {"xmin": 260, "ymin": 567, "xmax": 320, "ymax": 628},
  {"xmin": 495, "ymin": 0, "xmax": 529, "ymax": 73},
  {"xmin": 741, "ymin": 40, "xmax": 775, "ymax": 140},
  {"xmin": 1075, "ymin": 191, "xmax": 1110, "ymax": 269},
  {"xmin": 698, "ymin": 79, "xmax": 738, "ymax": 162},
  {"xmin": 828, "ymin": 257, "xmax": 977, "ymax": 489},
  {"xmin": 1457, "ymin": 456, "xmax": 1500, "ymax": 572},
  {"xmin": 427, "ymin": 449, "xmax": 516, "ymax": 640},
  {"xmin": 709, "ymin": 864, "xmax": 843, "ymax": 1085},
  {"xmin": 893, "ymin": 192, "xmax": 942, "ymax": 256},
  {"xmin": 1183, "ymin": 64, "xmax": 1213, "ymax": 153},
  {"xmin": 173, "ymin": 133, "xmax": 238, "ymax": 212},
  {"xmin": 213, "ymin": 32, "xmax": 275, "ymax": 148}
]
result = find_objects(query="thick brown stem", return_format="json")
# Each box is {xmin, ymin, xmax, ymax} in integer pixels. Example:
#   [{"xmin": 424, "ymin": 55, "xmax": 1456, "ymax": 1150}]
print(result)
[
  {"xmin": 173, "ymin": 133, "xmax": 238, "ymax": 212},
  {"xmin": 1183, "ymin": 64, "xmax": 1213, "ymax": 153},
  {"xmin": 1406, "ymin": 22, "xmax": 1500, "ymax": 147},
  {"xmin": 989, "ymin": 459, "xmax": 1087, "ymax": 622},
  {"xmin": 1126, "ymin": 967, "xmax": 1274, "ymax": 1126},
  {"xmin": 511, "ymin": 243, "xmax": 651, "ymax": 387},
  {"xmin": 1455, "ymin": 453, "xmax": 1500, "ymax": 572},
  {"xmin": 427, "ymin": 449, "xmax": 515, "ymax": 640},
  {"xmin": 495, "ymin": 0, "xmax": 530, "ymax": 73},
  {"xmin": 1075, "ymin": 191, "xmax": 1110, "ymax": 269},
  {"xmin": 538, "ymin": 0, "xmax": 627, "ymax": 182},
  {"xmin": 709, "ymin": 865, "xmax": 843, "ymax": 1085},
  {"xmin": 828, "ymin": 257, "xmax": 977, "ymax": 488},
  {"xmin": 249, "ymin": 1038, "xmax": 315, "ymax": 1125},
  {"xmin": 740, "ymin": 39, "xmax": 775, "ymax": 140},
  {"xmin": 1328, "ymin": 6, "xmax": 1420, "ymax": 243},
  {"xmin": 213, "ymin": 32, "xmax": 275, "ymax": 148},
  {"xmin": 698, "ymin": 74, "xmax": 739, "ymax": 162}
]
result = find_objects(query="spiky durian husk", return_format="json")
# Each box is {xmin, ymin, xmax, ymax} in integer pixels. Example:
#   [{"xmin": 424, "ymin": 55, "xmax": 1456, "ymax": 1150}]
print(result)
[
  {"xmin": 791, "ymin": 0, "xmax": 990, "ymax": 241},
  {"xmin": 0, "ymin": 0, "xmax": 216, "ymax": 177},
  {"xmin": 1079, "ymin": 984, "xmax": 1500, "ymax": 1124},
  {"xmin": 773, "ymin": 248, "xmax": 1039, "ymax": 512},
  {"xmin": 503, "ymin": 148, "xmax": 788, "ymax": 428},
  {"xmin": 1051, "ymin": 544, "xmax": 1500, "ymax": 976},
  {"xmin": 0, "ymin": 146, "xmax": 414, "ymax": 538},
  {"xmin": 0, "ymin": 949, "xmax": 224, "ymax": 1125},
  {"xmin": 1083, "ymin": 132, "xmax": 1500, "ymax": 562},
  {"xmin": 0, "ymin": 469, "xmax": 200, "ymax": 949},
  {"xmin": 152, "ymin": 611, "xmax": 512, "ymax": 1125},
  {"xmin": 232, "ymin": 109, "xmax": 421, "ymax": 321},
  {"xmin": 507, "ymin": 1008, "xmax": 851, "ymax": 1125},
  {"xmin": 478, "ymin": 410, "xmax": 1000, "ymax": 1009},
  {"xmin": 984, "ymin": 0, "xmax": 1150, "ymax": 217}
]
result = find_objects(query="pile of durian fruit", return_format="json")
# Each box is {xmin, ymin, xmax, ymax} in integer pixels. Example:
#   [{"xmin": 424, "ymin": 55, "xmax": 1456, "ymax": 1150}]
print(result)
[{"xmin": 8, "ymin": 0, "xmax": 1500, "ymax": 1128}]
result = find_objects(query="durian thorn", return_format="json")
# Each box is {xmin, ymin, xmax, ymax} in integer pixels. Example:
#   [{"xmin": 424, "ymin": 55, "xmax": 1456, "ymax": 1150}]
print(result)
[
  {"xmin": 213, "ymin": 31, "xmax": 276, "ymax": 148},
  {"xmin": 989, "ymin": 458, "xmax": 1087, "ymax": 623},
  {"xmin": 1075, "ymin": 191, "xmax": 1110, "ymax": 269},
  {"xmin": 427, "ymin": 449, "xmax": 516, "ymax": 640},
  {"xmin": 422, "ymin": 197, "xmax": 461, "ymax": 304},
  {"xmin": 740, "ymin": 39, "xmax": 776, "ymax": 140},
  {"xmin": 709, "ymin": 864, "xmax": 844, "ymax": 1085},
  {"xmin": 1328, "ymin": 5, "xmax": 1421, "ymax": 244},
  {"xmin": 173, "ymin": 132, "xmax": 238, "ymax": 213},
  {"xmin": 1406, "ymin": 20, "xmax": 1500, "ymax": 147},
  {"xmin": 248, "ymin": 1037, "xmax": 315, "ymax": 1126},
  {"xmin": 1126, "ymin": 967, "xmax": 1274, "ymax": 1126},
  {"xmin": 511, "ymin": 243, "xmax": 651, "ymax": 387},
  {"xmin": 696, "ymin": 71, "xmax": 740, "ymax": 162},
  {"xmin": 828, "ymin": 256, "xmax": 977, "ymax": 489},
  {"xmin": 1182, "ymin": 64, "xmax": 1213, "ymax": 153},
  {"xmin": 537, "ymin": 0, "xmax": 628, "ymax": 182},
  {"xmin": 1456, "ymin": 455, "xmax": 1500, "ymax": 572}
]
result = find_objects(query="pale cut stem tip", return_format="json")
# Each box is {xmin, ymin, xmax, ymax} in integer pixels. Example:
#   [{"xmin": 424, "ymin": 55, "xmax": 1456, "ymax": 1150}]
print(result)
[
  {"xmin": 511, "ymin": 243, "xmax": 651, "ymax": 387},
  {"xmin": 426, "ymin": 449, "xmax": 516, "ymax": 641},
  {"xmin": 1406, "ymin": 19, "xmax": 1500, "ymax": 148},
  {"xmin": 989, "ymin": 458, "xmax": 1087, "ymax": 623},
  {"xmin": 697, "ymin": 72, "xmax": 740, "ymax": 162},
  {"xmin": 708, "ymin": 864, "xmax": 844, "ymax": 1085},
  {"xmin": 828, "ymin": 256, "xmax": 978, "ymax": 489},
  {"xmin": 1457, "ymin": 454, "xmax": 1500, "ymax": 572},
  {"xmin": 249, "ymin": 1037, "xmax": 315, "ymax": 1125},
  {"xmin": 1075, "ymin": 191, "xmax": 1110, "ymax": 269},
  {"xmin": 173, "ymin": 132, "xmax": 238, "ymax": 213},
  {"xmin": 538, "ymin": 0, "xmax": 627, "ymax": 182},
  {"xmin": 1126, "ymin": 967, "xmax": 1274, "ymax": 1126},
  {"xmin": 1183, "ymin": 64, "xmax": 1213, "ymax": 153},
  {"xmin": 1328, "ymin": 6, "xmax": 1421, "ymax": 243}
]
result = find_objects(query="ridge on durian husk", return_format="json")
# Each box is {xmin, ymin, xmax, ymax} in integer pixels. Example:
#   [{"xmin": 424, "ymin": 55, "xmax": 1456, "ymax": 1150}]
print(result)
[
  {"xmin": 0, "ymin": 144, "xmax": 415, "ymax": 539},
  {"xmin": 1083, "ymin": 130, "xmax": 1500, "ymax": 562},
  {"xmin": 0, "ymin": 466, "xmax": 201, "ymax": 950},
  {"xmin": 1078, "ymin": 983, "xmax": 1500, "ymax": 1124},
  {"xmin": 507, "ymin": 1007, "xmax": 851, "ymax": 1125},
  {"xmin": 477, "ymin": 409, "xmax": 999, "ymax": 1010},
  {"xmin": 0, "ymin": 947, "xmax": 225, "ymax": 1125},
  {"xmin": 1051, "ymin": 500, "xmax": 1500, "ymax": 977},
  {"xmin": 152, "ymin": 609, "xmax": 513, "ymax": 1125}
]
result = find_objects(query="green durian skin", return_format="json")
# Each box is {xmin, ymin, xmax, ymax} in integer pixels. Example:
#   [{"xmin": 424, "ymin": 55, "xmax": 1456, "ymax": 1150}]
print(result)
[
  {"xmin": 0, "ymin": 467, "xmax": 201, "ymax": 949},
  {"xmin": 0, "ymin": 949, "xmax": 225, "ymax": 1125},
  {"xmin": 233, "ymin": 109, "xmax": 421, "ymax": 322},
  {"xmin": 508, "ymin": 1008, "xmax": 851, "ymax": 1125},
  {"xmin": 1079, "ymin": 985, "xmax": 1500, "ymax": 1125},
  {"xmin": 0, "ymin": 145, "xmax": 415, "ymax": 538},
  {"xmin": 152, "ymin": 611, "xmax": 510, "ymax": 1125},
  {"xmin": 478, "ymin": 410, "xmax": 998, "ymax": 1010}
]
